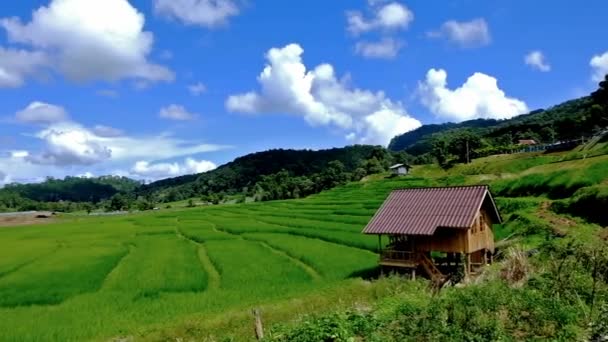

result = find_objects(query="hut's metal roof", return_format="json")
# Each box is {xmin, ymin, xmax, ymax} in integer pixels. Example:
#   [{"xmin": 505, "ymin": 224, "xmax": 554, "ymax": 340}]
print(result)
[{"xmin": 362, "ymin": 185, "xmax": 501, "ymax": 236}]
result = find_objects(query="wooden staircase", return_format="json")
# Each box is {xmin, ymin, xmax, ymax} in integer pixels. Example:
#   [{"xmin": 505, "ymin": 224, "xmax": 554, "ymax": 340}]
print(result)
[{"xmin": 417, "ymin": 253, "xmax": 445, "ymax": 283}]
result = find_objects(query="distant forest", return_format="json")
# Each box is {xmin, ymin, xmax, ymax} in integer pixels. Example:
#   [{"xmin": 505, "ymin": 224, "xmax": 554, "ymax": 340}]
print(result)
[
  {"xmin": 1, "ymin": 74, "xmax": 607, "ymax": 212},
  {"xmin": 389, "ymin": 74, "xmax": 608, "ymax": 165}
]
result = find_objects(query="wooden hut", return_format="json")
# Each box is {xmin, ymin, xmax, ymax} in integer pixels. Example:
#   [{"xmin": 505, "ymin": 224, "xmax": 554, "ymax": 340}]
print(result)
[
  {"xmin": 362, "ymin": 185, "xmax": 501, "ymax": 282},
  {"xmin": 389, "ymin": 163, "xmax": 410, "ymax": 175}
]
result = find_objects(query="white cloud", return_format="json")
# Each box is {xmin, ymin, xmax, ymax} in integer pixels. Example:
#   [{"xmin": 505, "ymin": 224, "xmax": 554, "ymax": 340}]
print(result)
[
  {"xmin": 525, "ymin": 51, "xmax": 551, "ymax": 72},
  {"xmin": 226, "ymin": 43, "xmax": 421, "ymax": 145},
  {"xmin": 154, "ymin": 0, "xmax": 239, "ymax": 28},
  {"xmin": 418, "ymin": 68, "xmax": 528, "ymax": 121},
  {"xmin": 0, "ymin": 47, "xmax": 48, "ymax": 88},
  {"xmin": 355, "ymin": 38, "xmax": 403, "ymax": 59},
  {"xmin": 93, "ymin": 125, "xmax": 124, "ymax": 137},
  {"xmin": 15, "ymin": 101, "xmax": 69, "ymax": 124},
  {"xmin": 23, "ymin": 121, "xmax": 227, "ymax": 167},
  {"xmin": 0, "ymin": 0, "xmax": 173, "ymax": 84},
  {"xmin": 131, "ymin": 158, "xmax": 216, "ymax": 180},
  {"xmin": 347, "ymin": 1, "xmax": 414, "ymax": 36},
  {"xmin": 188, "ymin": 82, "xmax": 207, "ymax": 96},
  {"xmin": 77, "ymin": 171, "xmax": 94, "ymax": 178},
  {"xmin": 428, "ymin": 18, "xmax": 491, "ymax": 48},
  {"xmin": 27, "ymin": 123, "xmax": 113, "ymax": 166},
  {"xmin": 11, "ymin": 150, "xmax": 29, "ymax": 158},
  {"xmin": 590, "ymin": 51, "xmax": 608, "ymax": 82},
  {"xmin": 159, "ymin": 104, "xmax": 198, "ymax": 121}
]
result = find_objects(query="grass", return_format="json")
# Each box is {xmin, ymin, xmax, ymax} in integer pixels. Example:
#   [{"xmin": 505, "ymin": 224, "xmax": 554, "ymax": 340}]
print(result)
[
  {"xmin": 102, "ymin": 235, "xmax": 207, "ymax": 297},
  {"xmin": 0, "ymin": 149, "xmax": 605, "ymax": 341}
]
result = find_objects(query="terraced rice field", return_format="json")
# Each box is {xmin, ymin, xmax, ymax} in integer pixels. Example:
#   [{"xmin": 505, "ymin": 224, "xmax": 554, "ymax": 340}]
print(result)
[{"xmin": 0, "ymin": 176, "xmax": 433, "ymax": 341}]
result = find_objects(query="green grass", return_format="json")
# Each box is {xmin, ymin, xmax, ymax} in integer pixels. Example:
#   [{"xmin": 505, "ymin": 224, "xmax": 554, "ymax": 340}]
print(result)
[
  {"xmin": 242, "ymin": 233, "xmax": 378, "ymax": 280},
  {"xmin": 102, "ymin": 235, "xmax": 207, "ymax": 297},
  {"xmin": 0, "ymin": 149, "xmax": 605, "ymax": 341}
]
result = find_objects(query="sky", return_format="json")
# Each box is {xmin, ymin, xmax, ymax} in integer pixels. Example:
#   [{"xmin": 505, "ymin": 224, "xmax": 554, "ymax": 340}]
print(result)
[{"xmin": 0, "ymin": 0, "xmax": 607, "ymax": 185}]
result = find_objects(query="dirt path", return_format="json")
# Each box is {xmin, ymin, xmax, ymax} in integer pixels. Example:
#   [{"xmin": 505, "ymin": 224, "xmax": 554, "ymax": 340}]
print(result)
[{"xmin": 0, "ymin": 212, "xmax": 55, "ymax": 228}]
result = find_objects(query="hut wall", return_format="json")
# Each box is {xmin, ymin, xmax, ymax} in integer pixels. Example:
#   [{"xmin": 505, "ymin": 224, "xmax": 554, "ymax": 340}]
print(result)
[
  {"xmin": 411, "ymin": 228, "xmax": 468, "ymax": 253},
  {"xmin": 467, "ymin": 209, "xmax": 495, "ymax": 253}
]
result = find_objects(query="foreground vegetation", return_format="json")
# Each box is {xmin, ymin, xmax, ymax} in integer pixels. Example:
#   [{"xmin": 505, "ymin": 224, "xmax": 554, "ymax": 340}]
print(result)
[{"xmin": 0, "ymin": 148, "xmax": 606, "ymax": 341}]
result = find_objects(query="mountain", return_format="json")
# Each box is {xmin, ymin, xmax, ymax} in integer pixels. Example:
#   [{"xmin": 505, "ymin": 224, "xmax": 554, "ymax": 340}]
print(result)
[
  {"xmin": 388, "ymin": 96, "xmax": 602, "ymax": 156},
  {"xmin": 137, "ymin": 145, "xmax": 393, "ymax": 202}
]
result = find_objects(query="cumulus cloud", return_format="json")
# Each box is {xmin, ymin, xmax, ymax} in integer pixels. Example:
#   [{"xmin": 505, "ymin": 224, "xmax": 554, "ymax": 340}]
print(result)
[
  {"xmin": 77, "ymin": 171, "xmax": 94, "ymax": 178},
  {"xmin": 24, "ymin": 121, "xmax": 227, "ymax": 167},
  {"xmin": 525, "ymin": 51, "xmax": 551, "ymax": 72},
  {"xmin": 347, "ymin": 1, "xmax": 414, "ymax": 36},
  {"xmin": 0, "ymin": 0, "xmax": 173, "ymax": 84},
  {"xmin": 15, "ymin": 101, "xmax": 69, "ymax": 124},
  {"xmin": 428, "ymin": 18, "xmax": 491, "ymax": 48},
  {"xmin": 590, "ymin": 51, "xmax": 608, "ymax": 82},
  {"xmin": 154, "ymin": 0, "xmax": 239, "ymax": 28},
  {"xmin": 27, "ymin": 123, "xmax": 113, "ymax": 165},
  {"xmin": 0, "ymin": 47, "xmax": 48, "ymax": 88},
  {"xmin": 418, "ymin": 68, "xmax": 528, "ymax": 121},
  {"xmin": 226, "ymin": 43, "xmax": 421, "ymax": 145},
  {"xmin": 188, "ymin": 82, "xmax": 207, "ymax": 96},
  {"xmin": 93, "ymin": 125, "xmax": 124, "ymax": 137},
  {"xmin": 159, "ymin": 104, "xmax": 198, "ymax": 121},
  {"xmin": 11, "ymin": 150, "xmax": 29, "ymax": 158},
  {"xmin": 355, "ymin": 38, "xmax": 403, "ymax": 59},
  {"xmin": 131, "ymin": 158, "xmax": 216, "ymax": 180}
]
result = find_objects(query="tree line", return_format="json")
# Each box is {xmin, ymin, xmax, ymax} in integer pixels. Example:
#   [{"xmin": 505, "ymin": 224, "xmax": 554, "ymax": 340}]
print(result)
[{"xmin": 389, "ymin": 75, "xmax": 608, "ymax": 166}]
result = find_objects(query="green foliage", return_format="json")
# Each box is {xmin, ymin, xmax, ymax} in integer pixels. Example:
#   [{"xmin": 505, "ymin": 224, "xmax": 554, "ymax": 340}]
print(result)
[
  {"xmin": 390, "ymin": 92, "xmax": 607, "ymax": 160},
  {"xmin": 553, "ymin": 185, "xmax": 608, "ymax": 226},
  {"xmin": 491, "ymin": 158, "xmax": 608, "ymax": 198}
]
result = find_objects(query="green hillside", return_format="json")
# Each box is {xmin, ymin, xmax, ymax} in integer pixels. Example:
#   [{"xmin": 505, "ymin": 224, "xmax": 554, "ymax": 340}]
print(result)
[
  {"xmin": 389, "ymin": 95, "xmax": 607, "ymax": 160},
  {"xmin": 0, "ymin": 149, "xmax": 606, "ymax": 341}
]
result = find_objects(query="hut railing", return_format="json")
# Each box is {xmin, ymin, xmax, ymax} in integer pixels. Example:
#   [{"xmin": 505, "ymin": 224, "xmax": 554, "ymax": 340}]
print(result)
[{"xmin": 381, "ymin": 250, "xmax": 417, "ymax": 262}]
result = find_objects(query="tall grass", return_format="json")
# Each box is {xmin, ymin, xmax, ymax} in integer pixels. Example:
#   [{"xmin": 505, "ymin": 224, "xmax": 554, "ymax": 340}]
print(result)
[
  {"xmin": 102, "ymin": 235, "xmax": 207, "ymax": 297},
  {"xmin": 242, "ymin": 233, "xmax": 377, "ymax": 280}
]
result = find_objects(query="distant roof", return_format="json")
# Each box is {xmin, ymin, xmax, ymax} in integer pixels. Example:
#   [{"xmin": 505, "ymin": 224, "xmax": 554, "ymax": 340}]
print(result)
[
  {"xmin": 362, "ymin": 186, "xmax": 501, "ymax": 236},
  {"xmin": 389, "ymin": 163, "xmax": 407, "ymax": 169},
  {"xmin": 518, "ymin": 139, "xmax": 537, "ymax": 145}
]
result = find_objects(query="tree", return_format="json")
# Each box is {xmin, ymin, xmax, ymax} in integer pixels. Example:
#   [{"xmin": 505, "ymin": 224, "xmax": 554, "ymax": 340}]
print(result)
[
  {"xmin": 186, "ymin": 199, "xmax": 195, "ymax": 207},
  {"xmin": 448, "ymin": 131, "xmax": 482, "ymax": 163},
  {"xmin": 352, "ymin": 167, "xmax": 367, "ymax": 181},
  {"xmin": 107, "ymin": 194, "xmax": 129, "ymax": 211},
  {"xmin": 83, "ymin": 202, "xmax": 94, "ymax": 215},
  {"xmin": 431, "ymin": 138, "xmax": 450, "ymax": 167},
  {"xmin": 362, "ymin": 158, "xmax": 385, "ymax": 174}
]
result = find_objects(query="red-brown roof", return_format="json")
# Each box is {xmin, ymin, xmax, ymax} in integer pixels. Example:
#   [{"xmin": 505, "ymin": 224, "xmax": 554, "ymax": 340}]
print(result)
[{"xmin": 362, "ymin": 185, "xmax": 501, "ymax": 236}]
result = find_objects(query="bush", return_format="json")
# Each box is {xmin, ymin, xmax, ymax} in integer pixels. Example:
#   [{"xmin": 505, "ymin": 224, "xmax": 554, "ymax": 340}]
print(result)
[{"xmin": 552, "ymin": 185, "xmax": 608, "ymax": 226}]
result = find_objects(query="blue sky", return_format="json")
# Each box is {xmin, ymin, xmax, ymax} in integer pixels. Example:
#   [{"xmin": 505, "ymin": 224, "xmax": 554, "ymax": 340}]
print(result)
[{"xmin": 0, "ymin": 0, "xmax": 607, "ymax": 184}]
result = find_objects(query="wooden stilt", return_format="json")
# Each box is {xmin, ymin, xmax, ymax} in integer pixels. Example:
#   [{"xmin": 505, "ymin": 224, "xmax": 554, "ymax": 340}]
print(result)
[
  {"xmin": 464, "ymin": 253, "xmax": 471, "ymax": 281},
  {"xmin": 412, "ymin": 268, "xmax": 416, "ymax": 280}
]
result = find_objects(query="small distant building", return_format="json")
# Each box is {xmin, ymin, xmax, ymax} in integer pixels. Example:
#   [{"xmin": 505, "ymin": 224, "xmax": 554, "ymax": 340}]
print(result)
[
  {"xmin": 389, "ymin": 163, "xmax": 410, "ymax": 175},
  {"xmin": 518, "ymin": 139, "xmax": 537, "ymax": 146},
  {"xmin": 362, "ymin": 185, "xmax": 501, "ymax": 283}
]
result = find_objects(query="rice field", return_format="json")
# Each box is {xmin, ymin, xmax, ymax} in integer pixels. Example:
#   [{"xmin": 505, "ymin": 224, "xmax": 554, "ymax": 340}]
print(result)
[
  {"xmin": 0, "ymin": 177, "xmax": 430, "ymax": 341},
  {"xmin": 0, "ymin": 153, "xmax": 605, "ymax": 341}
]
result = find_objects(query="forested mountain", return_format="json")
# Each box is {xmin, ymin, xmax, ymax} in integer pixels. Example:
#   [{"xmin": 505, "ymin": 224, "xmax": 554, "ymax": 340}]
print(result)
[
  {"xmin": 0, "ymin": 145, "xmax": 401, "ymax": 211},
  {"xmin": 137, "ymin": 145, "xmax": 399, "ymax": 202},
  {"xmin": 389, "ymin": 95, "xmax": 607, "ymax": 159},
  {"xmin": 0, "ymin": 176, "xmax": 141, "ymax": 212}
]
